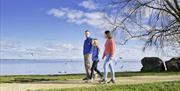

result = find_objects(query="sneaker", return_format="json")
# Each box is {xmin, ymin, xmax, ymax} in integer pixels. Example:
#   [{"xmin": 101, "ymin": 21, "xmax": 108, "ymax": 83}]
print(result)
[
  {"xmin": 99, "ymin": 79, "xmax": 107, "ymax": 84},
  {"xmin": 108, "ymin": 79, "xmax": 116, "ymax": 84},
  {"xmin": 100, "ymin": 77, "xmax": 104, "ymax": 80},
  {"xmin": 86, "ymin": 79, "xmax": 93, "ymax": 83},
  {"xmin": 82, "ymin": 77, "xmax": 89, "ymax": 80}
]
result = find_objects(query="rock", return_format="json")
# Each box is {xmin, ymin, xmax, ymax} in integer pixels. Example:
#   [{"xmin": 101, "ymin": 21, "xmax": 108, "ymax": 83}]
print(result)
[
  {"xmin": 165, "ymin": 57, "xmax": 180, "ymax": 71},
  {"xmin": 141, "ymin": 57, "xmax": 165, "ymax": 72}
]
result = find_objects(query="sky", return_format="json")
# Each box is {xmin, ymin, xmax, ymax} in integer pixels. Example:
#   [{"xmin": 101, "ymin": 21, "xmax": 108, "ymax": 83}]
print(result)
[{"xmin": 0, "ymin": 0, "xmax": 174, "ymax": 60}]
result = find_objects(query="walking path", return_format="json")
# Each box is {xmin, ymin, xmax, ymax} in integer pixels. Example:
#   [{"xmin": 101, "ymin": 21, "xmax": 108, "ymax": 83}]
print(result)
[{"xmin": 0, "ymin": 75, "xmax": 180, "ymax": 91}]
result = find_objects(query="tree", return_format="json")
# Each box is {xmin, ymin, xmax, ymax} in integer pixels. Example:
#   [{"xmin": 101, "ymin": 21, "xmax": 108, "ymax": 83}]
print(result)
[{"xmin": 103, "ymin": 0, "xmax": 180, "ymax": 56}]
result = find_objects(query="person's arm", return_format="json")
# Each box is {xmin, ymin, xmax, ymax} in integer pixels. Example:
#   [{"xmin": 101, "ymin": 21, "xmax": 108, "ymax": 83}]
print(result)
[
  {"xmin": 102, "ymin": 40, "xmax": 107, "ymax": 59},
  {"xmin": 83, "ymin": 40, "xmax": 85, "ymax": 54},
  {"xmin": 89, "ymin": 38, "xmax": 93, "ymax": 54},
  {"xmin": 109, "ymin": 40, "xmax": 115, "ymax": 58},
  {"xmin": 102, "ymin": 52, "xmax": 105, "ymax": 59},
  {"xmin": 97, "ymin": 46, "xmax": 100, "ymax": 55}
]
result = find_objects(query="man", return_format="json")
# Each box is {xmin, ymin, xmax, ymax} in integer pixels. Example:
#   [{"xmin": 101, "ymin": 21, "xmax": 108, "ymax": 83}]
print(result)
[{"xmin": 83, "ymin": 30, "xmax": 93, "ymax": 80}]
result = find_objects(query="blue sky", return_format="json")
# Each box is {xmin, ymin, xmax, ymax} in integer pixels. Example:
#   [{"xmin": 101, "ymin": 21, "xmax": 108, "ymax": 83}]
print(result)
[
  {"xmin": 0, "ymin": 0, "xmax": 173, "ymax": 60},
  {"xmin": 1, "ymin": 0, "xmax": 87, "ymax": 44}
]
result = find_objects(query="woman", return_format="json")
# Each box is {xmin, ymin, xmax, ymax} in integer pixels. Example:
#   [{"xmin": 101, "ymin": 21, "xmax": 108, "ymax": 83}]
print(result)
[{"xmin": 100, "ymin": 30, "xmax": 116, "ymax": 84}]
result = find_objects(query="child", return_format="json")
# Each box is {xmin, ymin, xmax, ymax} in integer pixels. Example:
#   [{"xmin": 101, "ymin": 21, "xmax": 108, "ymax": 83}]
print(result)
[{"xmin": 88, "ymin": 39, "xmax": 103, "ymax": 82}]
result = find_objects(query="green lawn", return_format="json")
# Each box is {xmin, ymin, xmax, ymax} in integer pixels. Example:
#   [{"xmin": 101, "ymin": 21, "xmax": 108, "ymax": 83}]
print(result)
[
  {"xmin": 0, "ymin": 72, "xmax": 180, "ymax": 83},
  {"xmin": 0, "ymin": 74, "xmax": 83, "ymax": 83},
  {"xmin": 30, "ymin": 81, "xmax": 180, "ymax": 91}
]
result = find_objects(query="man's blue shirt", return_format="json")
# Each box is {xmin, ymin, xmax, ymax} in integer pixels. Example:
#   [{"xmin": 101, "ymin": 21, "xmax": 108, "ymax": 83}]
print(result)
[{"xmin": 83, "ymin": 37, "xmax": 93, "ymax": 55}]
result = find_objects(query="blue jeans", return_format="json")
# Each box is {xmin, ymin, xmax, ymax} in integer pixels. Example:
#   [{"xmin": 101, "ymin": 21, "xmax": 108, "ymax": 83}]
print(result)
[{"xmin": 103, "ymin": 53, "xmax": 115, "ymax": 81}]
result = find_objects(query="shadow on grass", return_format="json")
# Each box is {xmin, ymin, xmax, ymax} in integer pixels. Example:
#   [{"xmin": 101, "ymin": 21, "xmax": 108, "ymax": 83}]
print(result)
[
  {"xmin": 13, "ymin": 78, "xmax": 96, "ymax": 85},
  {"xmin": 13, "ymin": 78, "xmax": 54, "ymax": 83},
  {"xmin": 29, "ymin": 80, "xmax": 94, "ymax": 85}
]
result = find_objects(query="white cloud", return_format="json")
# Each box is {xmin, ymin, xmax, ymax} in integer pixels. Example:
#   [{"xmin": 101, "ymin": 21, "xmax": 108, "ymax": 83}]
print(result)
[
  {"xmin": 0, "ymin": 40, "xmax": 29, "ymax": 59},
  {"xmin": 0, "ymin": 40, "xmax": 82, "ymax": 59},
  {"xmin": 116, "ymin": 44, "xmax": 172, "ymax": 61},
  {"xmin": 47, "ymin": 0, "xmax": 120, "ymax": 30},
  {"xmin": 0, "ymin": 40, "xmax": 21, "ymax": 50},
  {"xmin": 79, "ymin": 0, "xmax": 96, "ymax": 10},
  {"xmin": 47, "ymin": 8, "xmax": 65, "ymax": 18},
  {"xmin": 25, "ymin": 42, "xmax": 83, "ymax": 59},
  {"xmin": 47, "ymin": 8, "xmax": 114, "ymax": 30},
  {"xmin": 0, "ymin": 40, "xmax": 175, "ymax": 60},
  {"xmin": 44, "ymin": 42, "xmax": 82, "ymax": 51},
  {"xmin": 144, "ymin": 7, "xmax": 153, "ymax": 18}
]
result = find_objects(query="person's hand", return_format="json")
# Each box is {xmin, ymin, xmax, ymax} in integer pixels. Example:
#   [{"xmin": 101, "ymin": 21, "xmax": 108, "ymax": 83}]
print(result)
[
  {"xmin": 102, "ymin": 57, "xmax": 104, "ymax": 60},
  {"xmin": 102, "ymin": 56, "xmax": 105, "ymax": 60},
  {"xmin": 110, "ymin": 56, "xmax": 114, "ymax": 60}
]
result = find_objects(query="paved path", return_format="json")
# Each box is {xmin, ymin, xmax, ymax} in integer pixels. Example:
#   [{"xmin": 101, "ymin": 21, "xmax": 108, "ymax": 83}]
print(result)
[{"xmin": 0, "ymin": 75, "xmax": 180, "ymax": 91}]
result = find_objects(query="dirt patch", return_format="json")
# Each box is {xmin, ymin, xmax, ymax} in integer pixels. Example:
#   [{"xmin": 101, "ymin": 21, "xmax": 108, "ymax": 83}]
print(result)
[{"xmin": 0, "ymin": 75, "xmax": 180, "ymax": 91}]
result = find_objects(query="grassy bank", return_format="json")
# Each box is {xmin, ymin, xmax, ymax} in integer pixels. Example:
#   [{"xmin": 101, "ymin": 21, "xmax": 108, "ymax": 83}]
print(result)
[
  {"xmin": 0, "ymin": 72, "xmax": 180, "ymax": 83},
  {"xmin": 30, "ymin": 81, "xmax": 180, "ymax": 91}
]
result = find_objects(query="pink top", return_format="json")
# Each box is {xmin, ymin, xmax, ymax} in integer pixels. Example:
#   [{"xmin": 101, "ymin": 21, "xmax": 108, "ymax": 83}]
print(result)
[{"xmin": 103, "ymin": 39, "xmax": 116, "ymax": 57}]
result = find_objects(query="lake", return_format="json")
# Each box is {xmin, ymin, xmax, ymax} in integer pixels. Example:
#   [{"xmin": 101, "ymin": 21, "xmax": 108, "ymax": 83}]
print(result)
[{"xmin": 0, "ymin": 59, "xmax": 142, "ymax": 75}]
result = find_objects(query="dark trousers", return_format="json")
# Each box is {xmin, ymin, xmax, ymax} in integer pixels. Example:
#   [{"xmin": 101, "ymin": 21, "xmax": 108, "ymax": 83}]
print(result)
[{"xmin": 90, "ymin": 60, "xmax": 103, "ymax": 79}]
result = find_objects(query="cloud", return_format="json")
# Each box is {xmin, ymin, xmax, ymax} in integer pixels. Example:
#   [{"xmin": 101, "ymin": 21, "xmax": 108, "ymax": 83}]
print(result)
[
  {"xmin": 143, "ymin": 7, "xmax": 153, "ymax": 18},
  {"xmin": 116, "ymin": 44, "xmax": 172, "ymax": 61},
  {"xmin": 47, "ymin": 7, "xmax": 114, "ymax": 30},
  {"xmin": 0, "ymin": 40, "xmax": 174, "ymax": 60},
  {"xmin": 79, "ymin": 0, "xmax": 96, "ymax": 10},
  {"xmin": 44, "ymin": 42, "xmax": 82, "ymax": 51},
  {"xmin": 0, "ymin": 40, "xmax": 82, "ymax": 59},
  {"xmin": 47, "ymin": 8, "xmax": 66, "ymax": 18},
  {"xmin": 0, "ymin": 40, "xmax": 21, "ymax": 50},
  {"xmin": 46, "ymin": 0, "xmax": 116, "ymax": 30},
  {"xmin": 0, "ymin": 40, "xmax": 29, "ymax": 58},
  {"xmin": 25, "ymin": 42, "xmax": 83, "ymax": 59}
]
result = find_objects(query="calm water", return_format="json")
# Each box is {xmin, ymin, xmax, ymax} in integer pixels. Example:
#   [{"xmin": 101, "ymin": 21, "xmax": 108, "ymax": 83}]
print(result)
[{"xmin": 0, "ymin": 59, "xmax": 142, "ymax": 75}]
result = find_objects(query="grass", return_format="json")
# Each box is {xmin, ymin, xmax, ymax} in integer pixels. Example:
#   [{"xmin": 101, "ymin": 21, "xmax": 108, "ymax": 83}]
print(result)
[
  {"xmin": 30, "ymin": 81, "xmax": 180, "ymax": 91},
  {"xmin": 0, "ymin": 72, "xmax": 180, "ymax": 83},
  {"xmin": 0, "ymin": 74, "xmax": 83, "ymax": 83}
]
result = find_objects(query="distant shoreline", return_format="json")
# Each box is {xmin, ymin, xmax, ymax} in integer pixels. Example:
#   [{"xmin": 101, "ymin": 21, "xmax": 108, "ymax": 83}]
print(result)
[{"xmin": 0, "ymin": 59, "xmax": 142, "ymax": 76}]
